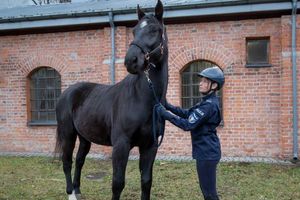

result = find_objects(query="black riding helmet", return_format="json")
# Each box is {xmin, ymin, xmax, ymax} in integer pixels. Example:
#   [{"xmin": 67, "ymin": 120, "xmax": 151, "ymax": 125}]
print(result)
[{"xmin": 197, "ymin": 66, "xmax": 225, "ymax": 90}]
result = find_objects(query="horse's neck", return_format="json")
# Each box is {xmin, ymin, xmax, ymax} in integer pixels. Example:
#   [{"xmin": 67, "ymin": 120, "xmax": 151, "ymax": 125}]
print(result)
[{"xmin": 140, "ymin": 60, "xmax": 168, "ymax": 104}]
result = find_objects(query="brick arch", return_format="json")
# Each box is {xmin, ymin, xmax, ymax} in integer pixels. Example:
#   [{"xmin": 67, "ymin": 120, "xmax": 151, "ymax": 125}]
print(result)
[
  {"xmin": 166, "ymin": 41, "xmax": 234, "ymax": 105},
  {"xmin": 169, "ymin": 41, "xmax": 234, "ymax": 72},
  {"xmin": 17, "ymin": 54, "xmax": 68, "ymax": 76}
]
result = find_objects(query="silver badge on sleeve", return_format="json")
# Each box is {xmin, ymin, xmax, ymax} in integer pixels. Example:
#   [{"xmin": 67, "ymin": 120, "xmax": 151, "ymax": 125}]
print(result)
[
  {"xmin": 188, "ymin": 113, "xmax": 199, "ymax": 123},
  {"xmin": 195, "ymin": 108, "xmax": 204, "ymax": 116}
]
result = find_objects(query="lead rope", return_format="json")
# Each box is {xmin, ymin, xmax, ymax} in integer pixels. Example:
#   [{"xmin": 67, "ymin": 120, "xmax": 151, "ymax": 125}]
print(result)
[
  {"xmin": 144, "ymin": 26, "xmax": 166, "ymax": 147},
  {"xmin": 144, "ymin": 69, "xmax": 165, "ymax": 147}
]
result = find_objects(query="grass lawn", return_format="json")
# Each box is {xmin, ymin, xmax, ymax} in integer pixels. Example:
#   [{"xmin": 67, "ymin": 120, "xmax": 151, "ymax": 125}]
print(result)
[{"xmin": 0, "ymin": 156, "xmax": 299, "ymax": 200}]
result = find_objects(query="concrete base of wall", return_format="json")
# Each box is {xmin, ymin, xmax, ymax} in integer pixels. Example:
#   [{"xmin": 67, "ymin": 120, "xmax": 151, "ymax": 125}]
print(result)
[{"xmin": 0, "ymin": 151, "xmax": 294, "ymax": 165}]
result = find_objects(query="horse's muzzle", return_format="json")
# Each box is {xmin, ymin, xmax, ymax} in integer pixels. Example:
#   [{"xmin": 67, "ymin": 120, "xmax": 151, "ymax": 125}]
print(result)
[
  {"xmin": 124, "ymin": 56, "xmax": 138, "ymax": 74},
  {"xmin": 124, "ymin": 45, "xmax": 145, "ymax": 74}
]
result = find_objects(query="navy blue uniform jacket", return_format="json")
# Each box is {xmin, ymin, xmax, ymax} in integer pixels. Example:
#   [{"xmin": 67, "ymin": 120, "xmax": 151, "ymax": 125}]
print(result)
[{"xmin": 159, "ymin": 92, "xmax": 221, "ymax": 161}]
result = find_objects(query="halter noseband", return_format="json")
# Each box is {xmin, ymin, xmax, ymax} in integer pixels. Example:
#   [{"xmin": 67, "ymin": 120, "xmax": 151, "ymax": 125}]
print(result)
[{"xmin": 129, "ymin": 41, "xmax": 164, "ymax": 66}]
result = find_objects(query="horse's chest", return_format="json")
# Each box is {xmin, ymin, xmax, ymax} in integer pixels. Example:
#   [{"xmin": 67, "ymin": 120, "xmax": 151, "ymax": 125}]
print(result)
[{"xmin": 137, "ymin": 121, "xmax": 153, "ymax": 137}]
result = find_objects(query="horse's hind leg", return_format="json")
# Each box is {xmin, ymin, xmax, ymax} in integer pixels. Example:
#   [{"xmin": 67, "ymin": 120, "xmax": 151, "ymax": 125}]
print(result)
[
  {"xmin": 139, "ymin": 146, "xmax": 158, "ymax": 200},
  {"xmin": 58, "ymin": 123, "xmax": 77, "ymax": 199},
  {"xmin": 73, "ymin": 135, "xmax": 91, "ymax": 198}
]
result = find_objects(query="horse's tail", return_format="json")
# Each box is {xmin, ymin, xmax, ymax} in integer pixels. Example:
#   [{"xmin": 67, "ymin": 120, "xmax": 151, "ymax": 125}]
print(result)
[
  {"xmin": 53, "ymin": 94, "xmax": 73, "ymax": 161},
  {"xmin": 54, "ymin": 124, "xmax": 64, "ymax": 160}
]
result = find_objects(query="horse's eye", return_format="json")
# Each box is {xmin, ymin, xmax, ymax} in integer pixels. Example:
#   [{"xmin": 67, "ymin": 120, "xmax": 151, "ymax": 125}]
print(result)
[{"xmin": 149, "ymin": 28, "xmax": 158, "ymax": 35}]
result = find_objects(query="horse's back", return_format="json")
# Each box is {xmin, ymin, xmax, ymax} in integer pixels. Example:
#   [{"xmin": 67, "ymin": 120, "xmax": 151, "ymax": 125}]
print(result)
[{"xmin": 56, "ymin": 82, "xmax": 103, "ymax": 120}]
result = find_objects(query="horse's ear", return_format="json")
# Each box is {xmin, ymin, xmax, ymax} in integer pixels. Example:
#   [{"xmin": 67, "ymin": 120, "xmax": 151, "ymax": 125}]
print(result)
[
  {"xmin": 155, "ymin": 0, "xmax": 163, "ymax": 22},
  {"xmin": 137, "ymin": 4, "xmax": 145, "ymax": 20}
]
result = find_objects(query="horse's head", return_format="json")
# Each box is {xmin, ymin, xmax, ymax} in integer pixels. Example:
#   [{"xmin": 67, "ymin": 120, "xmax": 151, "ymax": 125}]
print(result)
[{"xmin": 125, "ymin": 0, "xmax": 165, "ymax": 74}]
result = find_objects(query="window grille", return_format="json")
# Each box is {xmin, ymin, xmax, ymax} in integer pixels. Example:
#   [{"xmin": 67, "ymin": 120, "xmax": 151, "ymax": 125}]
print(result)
[
  {"xmin": 29, "ymin": 67, "xmax": 61, "ymax": 125},
  {"xmin": 181, "ymin": 60, "xmax": 223, "ymax": 119}
]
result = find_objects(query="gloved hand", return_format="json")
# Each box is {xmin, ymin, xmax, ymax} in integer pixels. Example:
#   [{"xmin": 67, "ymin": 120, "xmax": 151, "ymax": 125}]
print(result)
[
  {"xmin": 156, "ymin": 103, "xmax": 167, "ymax": 114},
  {"xmin": 156, "ymin": 103, "xmax": 175, "ymax": 121}
]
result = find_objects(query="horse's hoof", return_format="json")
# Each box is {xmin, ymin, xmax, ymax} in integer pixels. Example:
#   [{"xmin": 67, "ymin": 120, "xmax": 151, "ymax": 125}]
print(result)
[{"xmin": 68, "ymin": 190, "xmax": 77, "ymax": 200}]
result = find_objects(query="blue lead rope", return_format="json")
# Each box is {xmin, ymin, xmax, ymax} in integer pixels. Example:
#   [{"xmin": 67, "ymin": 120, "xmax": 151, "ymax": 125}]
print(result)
[
  {"xmin": 145, "ymin": 70, "xmax": 165, "ymax": 147},
  {"xmin": 152, "ymin": 100, "xmax": 165, "ymax": 147}
]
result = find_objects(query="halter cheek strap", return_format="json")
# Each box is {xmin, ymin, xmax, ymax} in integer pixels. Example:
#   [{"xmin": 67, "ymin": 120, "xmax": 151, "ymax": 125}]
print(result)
[
  {"xmin": 145, "ymin": 43, "xmax": 164, "ymax": 61},
  {"xmin": 130, "ymin": 41, "xmax": 164, "ymax": 65}
]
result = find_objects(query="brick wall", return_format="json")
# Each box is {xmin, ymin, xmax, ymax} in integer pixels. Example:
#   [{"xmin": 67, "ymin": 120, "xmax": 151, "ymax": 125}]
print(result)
[{"xmin": 0, "ymin": 15, "xmax": 299, "ymax": 160}]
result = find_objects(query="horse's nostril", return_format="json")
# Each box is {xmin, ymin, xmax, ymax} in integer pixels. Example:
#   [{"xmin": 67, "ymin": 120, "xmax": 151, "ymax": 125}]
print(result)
[{"xmin": 132, "ymin": 56, "xmax": 137, "ymax": 63}]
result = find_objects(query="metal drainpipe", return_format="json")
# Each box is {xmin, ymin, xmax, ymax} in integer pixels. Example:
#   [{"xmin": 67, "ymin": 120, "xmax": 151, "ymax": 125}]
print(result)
[
  {"xmin": 109, "ymin": 11, "xmax": 115, "ymax": 85},
  {"xmin": 291, "ymin": 0, "xmax": 298, "ymax": 161}
]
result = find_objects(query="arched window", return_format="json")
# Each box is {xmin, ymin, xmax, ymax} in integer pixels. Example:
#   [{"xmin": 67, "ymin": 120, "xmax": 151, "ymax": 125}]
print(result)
[
  {"xmin": 28, "ymin": 67, "xmax": 61, "ymax": 125},
  {"xmin": 181, "ymin": 60, "xmax": 223, "ymax": 118}
]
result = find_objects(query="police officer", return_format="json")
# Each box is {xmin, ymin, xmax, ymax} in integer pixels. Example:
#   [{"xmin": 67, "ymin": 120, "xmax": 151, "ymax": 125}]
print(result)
[{"xmin": 157, "ymin": 66, "xmax": 225, "ymax": 200}]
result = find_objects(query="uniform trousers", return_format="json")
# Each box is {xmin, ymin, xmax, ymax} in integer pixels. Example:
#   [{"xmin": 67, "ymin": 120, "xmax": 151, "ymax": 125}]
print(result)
[{"xmin": 196, "ymin": 159, "xmax": 219, "ymax": 199}]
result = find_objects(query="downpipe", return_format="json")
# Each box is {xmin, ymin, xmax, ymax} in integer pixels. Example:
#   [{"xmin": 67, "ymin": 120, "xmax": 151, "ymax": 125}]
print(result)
[
  {"xmin": 291, "ymin": 0, "xmax": 298, "ymax": 162},
  {"xmin": 109, "ymin": 11, "xmax": 116, "ymax": 84}
]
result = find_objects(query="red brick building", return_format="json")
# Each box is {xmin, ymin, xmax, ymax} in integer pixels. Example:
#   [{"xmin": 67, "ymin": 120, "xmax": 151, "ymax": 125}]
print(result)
[{"xmin": 0, "ymin": 0, "xmax": 299, "ymax": 161}]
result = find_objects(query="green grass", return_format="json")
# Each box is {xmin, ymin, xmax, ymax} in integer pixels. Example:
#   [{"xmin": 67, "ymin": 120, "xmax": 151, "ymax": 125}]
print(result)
[{"xmin": 0, "ymin": 156, "xmax": 299, "ymax": 200}]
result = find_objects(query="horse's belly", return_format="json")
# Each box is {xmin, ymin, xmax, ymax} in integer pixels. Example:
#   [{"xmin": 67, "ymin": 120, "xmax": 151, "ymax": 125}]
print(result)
[
  {"xmin": 85, "ymin": 132, "xmax": 111, "ymax": 146},
  {"xmin": 75, "ymin": 122, "xmax": 112, "ymax": 146}
]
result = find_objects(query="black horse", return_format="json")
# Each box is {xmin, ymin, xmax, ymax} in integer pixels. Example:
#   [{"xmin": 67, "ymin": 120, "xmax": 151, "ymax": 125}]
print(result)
[{"xmin": 55, "ymin": 0, "xmax": 168, "ymax": 199}]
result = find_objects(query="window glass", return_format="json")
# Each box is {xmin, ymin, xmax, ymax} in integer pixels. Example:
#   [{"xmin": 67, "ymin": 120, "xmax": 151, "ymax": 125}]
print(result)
[{"xmin": 246, "ymin": 38, "xmax": 270, "ymax": 65}]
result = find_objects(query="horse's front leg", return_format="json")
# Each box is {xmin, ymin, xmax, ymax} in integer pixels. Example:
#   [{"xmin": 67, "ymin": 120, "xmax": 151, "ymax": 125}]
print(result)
[
  {"xmin": 139, "ymin": 145, "xmax": 158, "ymax": 200},
  {"xmin": 111, "ymin": 138, "xmax": 131, "ymax": 200}
]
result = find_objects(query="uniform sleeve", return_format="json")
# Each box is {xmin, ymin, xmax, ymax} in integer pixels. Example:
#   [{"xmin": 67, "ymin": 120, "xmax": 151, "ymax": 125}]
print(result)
[
  {"xmin": 160, "ymin": 102, "xmax": 213, "ymax": 131},
  {"xmin": 165, "ymin": 102, "xmax": 189, "ymax": 118}
]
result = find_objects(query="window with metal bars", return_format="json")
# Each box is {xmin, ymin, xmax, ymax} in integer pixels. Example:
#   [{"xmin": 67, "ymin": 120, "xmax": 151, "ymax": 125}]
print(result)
[
  {"xmin": 246, "ymin": 37, "xmax": 271, "ymax": 67},
  {"xmin": 181, "ymin": 60, "xmax": 223, "ymax": 120},
  {"xmin": 28, "ymin": 67, "xmax": 61, "ymax": 125}
]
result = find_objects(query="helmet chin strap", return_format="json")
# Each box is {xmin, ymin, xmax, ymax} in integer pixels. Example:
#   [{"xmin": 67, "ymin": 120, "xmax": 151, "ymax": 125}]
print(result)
[{"xmin": 201, "ymin": 82, "xmax": 216, "ymax": 96}]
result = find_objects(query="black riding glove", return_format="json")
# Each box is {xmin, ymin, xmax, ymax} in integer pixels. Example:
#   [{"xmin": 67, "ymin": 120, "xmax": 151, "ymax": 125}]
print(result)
[
  {"xmin": 156, "ymin": 103, "xmax": 167, "ymax": 113},
  {"xmin": 156, "ymin": 104, "xmax": 174, "ymax": 121}
]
